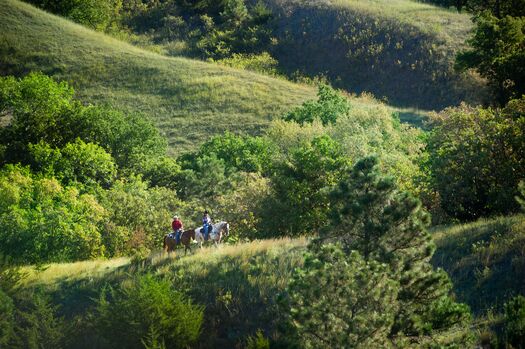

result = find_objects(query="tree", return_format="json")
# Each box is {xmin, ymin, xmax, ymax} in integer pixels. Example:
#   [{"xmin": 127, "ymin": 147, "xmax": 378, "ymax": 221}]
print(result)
[
  {"xmin": 283, "ymin": 85, "xmax": 351, "ymax": 126},
  {"xmin": 285, "ymin": 245, "xmax": 399, "ymax": 348},
  {"xmin": 426, "ymin": 98, "xmax": 525, "ymax": 220},
  {"xmin": 456, "ymin": 12, "xmax": 525, "ymax": 105},
  {"xmin": 29, "ymin": 139, "xmax": 117, "ymax": 189},
  {"xmin": 0, "ymin": 165, "xmax": 106, "ymax": 263},
  {"xmin": 314, "ymin": 156, "xmax": 472, "ymax": 346},
  {"xmin": 261, "ymin": 135, "xmax": 350, "ymax": 237},
  {"xmin": 27, "ymin": 0, "xmax": 122, "ymax": 31},
  {"xmin": 182, "ymin": 132, "xmax": 275, "ymax": 175}
]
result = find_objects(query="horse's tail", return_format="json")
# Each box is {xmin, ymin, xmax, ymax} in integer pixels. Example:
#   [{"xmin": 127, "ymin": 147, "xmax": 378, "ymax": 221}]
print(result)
[{"xmin": 163, "ymin": 235, "xmax": 168, "ymax": 252}]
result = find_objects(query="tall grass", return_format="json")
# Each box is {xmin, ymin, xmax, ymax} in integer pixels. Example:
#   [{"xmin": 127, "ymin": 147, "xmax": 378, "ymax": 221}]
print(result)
[
  {"xmin": 20, "ymin": 238, "xmax": 308, "ymax": 347},
  {"xmin": 0, "ymin": 0, "xmax": 315, "ymax": 154},
  {"xmin": 432, "ymin": 215, "xmax": 525, "ymax": 315},
  {"xmin": 265, "ymin": 0, "xmax": 488, "ymax": 109}
]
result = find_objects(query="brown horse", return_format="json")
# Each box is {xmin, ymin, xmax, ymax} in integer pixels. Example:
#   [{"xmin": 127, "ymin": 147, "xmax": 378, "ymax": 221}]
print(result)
[{"xmin": 163, "ymin": 229, "xmax": 196, "ymax": 255}]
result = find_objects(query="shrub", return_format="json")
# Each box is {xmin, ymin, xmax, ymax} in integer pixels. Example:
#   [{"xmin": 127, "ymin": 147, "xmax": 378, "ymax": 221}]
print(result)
[
  {"xmin": 213, "ymin": 52, "xmax": 280, "ymax": 75},
  {"xmin": 283, "ymin": 84, "xmax": 351, "ymax": 126},
  {"xmin": 95, "ymin": 274, "xmax": 203, "ymax": 349},
  {"xmin": 503, "ymin": 295, "xmax": 525, "ymax": 348},
  {"xmin": 0, "ymin": 165, "xmax": 106, "ymax": 263},
  {"xmin": 426, "ymin": 98, "xmax": 525, "ymax": 220},
  {"xmin": 246, "ymin": 330, "xmax": 270, "ymax": 349},
  {"xmin": 9, "ymin": 293, "xmax": 67, "ymax": 349}
]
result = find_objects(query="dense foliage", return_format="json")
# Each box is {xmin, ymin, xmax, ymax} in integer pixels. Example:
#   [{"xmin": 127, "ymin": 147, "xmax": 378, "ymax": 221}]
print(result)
[
  {"xmin": 0, "ymin": 73, "xmax": 185, "ymax": 262},
  {"xmin": 456, "ymin": 12, "xmax": 525, "ymax": 105},
  {"xmin": 95, "ymin": 274, "xmax": 203, "ymax": 348},
  {"xmin": 283, "ymin": 157, "xmax": 472, "ymax": 348},
  {"xmin": 418, "ymin": 0, "xmax": 525, "ymax": 17},
  {"xmin": 426, "ymin": 98, "xmax": 525, "ymax": 220},
  {"xmin": 283, "ymin": 84, "xmax": 351, "ymax": 126}
]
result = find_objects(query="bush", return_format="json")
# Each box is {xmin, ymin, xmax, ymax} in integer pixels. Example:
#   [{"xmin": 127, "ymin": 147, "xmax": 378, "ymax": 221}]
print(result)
[
  {"xmin": 94, "ymin": 274, "xmax": 203, "ymax": 349},
  {"xmin": 503, "ymin": 295, "xmax": 525, "ymax": 348},
  {"xmin": 9, "ymin": 293, "xmax": 67, "ymax": 349},
  {"xmin": 283, "ymin": 84, "xmax": 351, "ymax": 126},
  {"xmin": 0, "ymin": 165, "xmax": 106, "ymax": 263},
  {"xmin": 213, "ymin": 52, "xmax": 280, "ymax": 75},
  {"xmin": 426, "ymin": 98, "xmax": 525, "ymax": 220},
  {"xmin": 0, "ymin": 289, "xmax": 14, "ymax": 347}
]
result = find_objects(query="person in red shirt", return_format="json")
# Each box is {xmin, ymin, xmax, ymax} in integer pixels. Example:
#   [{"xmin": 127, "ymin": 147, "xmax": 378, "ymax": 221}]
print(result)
[{"xmin": 172, "ymin": 215, "xmax": 183, "ymax": 243}]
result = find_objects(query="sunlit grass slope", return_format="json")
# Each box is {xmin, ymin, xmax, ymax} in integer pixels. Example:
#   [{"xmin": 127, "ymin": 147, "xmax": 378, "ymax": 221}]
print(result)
[
  {"xmin": 432, "ymin": 215, "xmax": 525, "ymax": 315},
  {"xmin": 22, "ymin": 213, "xmax": 525, "ymax": 345},
  {"xmin": 265, "ymin": 0, "xmax": 488, "ymax": 109},
  {"xmin": 0, "ymin": 0, "xmax": 315, "ymax": 153},
  {"xmin": 20, "ymin": 238, "xmax": 308, "ymax": 347}
]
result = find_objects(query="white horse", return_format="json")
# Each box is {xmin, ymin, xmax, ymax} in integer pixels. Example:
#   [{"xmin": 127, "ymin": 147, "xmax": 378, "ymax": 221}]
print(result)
[{"xmin": 194, "ymin": 221, "xmax": 230, "ymax": 248}]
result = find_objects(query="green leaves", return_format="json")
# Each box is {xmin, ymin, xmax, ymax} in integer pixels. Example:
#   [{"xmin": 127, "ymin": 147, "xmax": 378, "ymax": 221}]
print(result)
[
  {"xmin": 286, "ymin": 245, "xmax": 399, "ymax": 348},
  {"xmin": 0, "ymin": 165, "xmax": 106, "ymax": 263},
  {"xmin": 285, "ymin": 155, "xmax": 473, "ymax": 347},
  {"xmin": 283, "ymin": 84, "xmax": 351, "ymax": 126},
  {"xmin": 456, "ymin": 13, "xmax": 525, "ymax": 104},
  {"xmin": 95, "ymin": 274, "xmax": 203, "ymax": 349},
  {"xmin": 426, "ymin": 99, "xmax": 525, "ymax": 219}
]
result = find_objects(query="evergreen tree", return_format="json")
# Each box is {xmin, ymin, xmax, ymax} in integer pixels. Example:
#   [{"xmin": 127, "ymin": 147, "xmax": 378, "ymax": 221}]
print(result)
[
  {"xmin": 286, "ymin": 245, "xmax": 399, "ymax": 348},
  {"xmin": 289, "ymin": 156, "xmax": 473, "ymax": 347},
  {"xmin": 456, "ymin": 13, "xmax": 525, "ymax": 105}
]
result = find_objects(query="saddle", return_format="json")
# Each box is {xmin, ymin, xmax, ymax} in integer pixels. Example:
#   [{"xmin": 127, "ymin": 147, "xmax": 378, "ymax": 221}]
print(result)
[
  {"xmin": 200, "ymin": 224, "xmax": 213, "ymax": 241},
  {"xmin": 168, "ymin": 230, "xmax": 182, "ymax": 243}
]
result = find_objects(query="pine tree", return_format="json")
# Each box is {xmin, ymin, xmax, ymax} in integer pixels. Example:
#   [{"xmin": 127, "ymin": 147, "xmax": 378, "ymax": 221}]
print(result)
[
  {"xmin": 286, "ymin": 244, "xmax": 399, "ymax": 348},
  {"xmin": 294, "ymin": 156, "xmax": 473, "ymax": 347}
]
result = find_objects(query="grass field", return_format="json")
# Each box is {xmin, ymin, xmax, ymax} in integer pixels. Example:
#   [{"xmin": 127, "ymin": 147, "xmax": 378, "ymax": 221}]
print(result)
[
  {"xmin": 265, "ymin": 0, "xmax": 488, "ymax": 109},
  {"xmin": 19, "ymin": 238, "xmax": 308, "ymax": 347},
  {"xmin": 432, "ymin": 215, "xmax": 525, "ymax": 315},
  {"xmin": 0, "ymin": 0, "xmax": 462, "ymax": 156},
  {"xmin": 18, "ymin": 215, "xmax": 525, "ymax": 345},
  {"xmin": 0, "ymin": 0, "xmax": 317, "ymax": 154}
]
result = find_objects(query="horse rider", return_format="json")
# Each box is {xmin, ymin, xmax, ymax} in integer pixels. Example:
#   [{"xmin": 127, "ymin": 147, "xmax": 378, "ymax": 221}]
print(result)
[
  {"xmin": 202, "ymin": 210, "xmax": 212, "ymax": 240},
  {"xmin": 172, "ymin": 215, "xmax": 183, "ymax": 244}
]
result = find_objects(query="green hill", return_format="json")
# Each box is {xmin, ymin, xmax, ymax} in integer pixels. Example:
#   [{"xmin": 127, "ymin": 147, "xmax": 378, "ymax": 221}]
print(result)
[
  {"xmin": 18, "ymin": 215, "xmax": 525, "ymax": 346},
  {"xmin": 19, "ymin": 238, "xmax": 308, "ymax": 348},
  {"xmin": 264, "ymin": 0, "xmax": 488, "ymax": 109},
  {"xmin": 432, "ymin": 215, "xmax": 525, "ymax": 315},
  {"xmin": 0, "ymin": 0, "xmax": 317, "ymax": 154}
]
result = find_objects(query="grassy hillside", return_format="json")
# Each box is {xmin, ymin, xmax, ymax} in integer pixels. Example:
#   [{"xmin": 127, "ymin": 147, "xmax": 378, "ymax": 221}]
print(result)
[
  {"xmin": 0, "ymin": 0, "xmax": 316, "ymax": 154},
  {"xmin": 264, "ymin": 0, "xmax": 488, "ymax": 109},
  {"xmin": 19, "ymin": 238, "xmax": 308, "ymax": 348},
  {"xmin": 19, "ymin": 215, "xmax": 525, "ymax": 346},
  {"xmin": 432, "ymin": 215, "xmax": 525, "ymax": 315}
]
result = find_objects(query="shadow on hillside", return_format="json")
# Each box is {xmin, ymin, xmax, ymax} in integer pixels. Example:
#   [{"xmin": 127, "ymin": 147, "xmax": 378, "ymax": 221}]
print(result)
[
  {"xmin": 269, "ymin": 3, "xmax": 487, "ymax": 110},
  {"xmin": 432, "ymin": 215, "xmax": 525, "ymax": 315}
]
